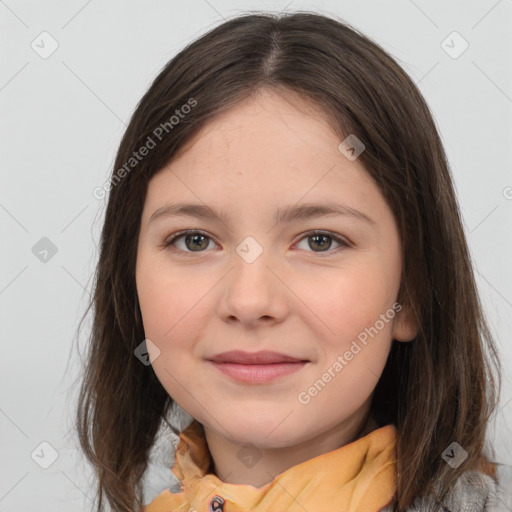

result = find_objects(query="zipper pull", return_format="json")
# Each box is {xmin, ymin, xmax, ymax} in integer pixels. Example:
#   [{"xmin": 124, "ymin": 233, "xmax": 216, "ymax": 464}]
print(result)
[{"xmin": 208, "ymin": 495, "xmax": 225, "ymax": 511}]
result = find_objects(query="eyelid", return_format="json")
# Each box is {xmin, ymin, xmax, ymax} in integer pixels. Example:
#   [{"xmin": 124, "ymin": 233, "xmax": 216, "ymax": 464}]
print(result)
[{"xmin": 162, "ymin": 228, "xmax": 351, "ymax": 256}]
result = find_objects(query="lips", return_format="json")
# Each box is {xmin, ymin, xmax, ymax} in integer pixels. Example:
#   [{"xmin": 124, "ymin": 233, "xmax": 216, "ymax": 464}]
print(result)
[
  {"xmin": 207, "ymin": 350, "xmax": 307, "ymax": 364},
  {"xmin": 207, "ymin": 350, "xmax": 309, "ymax": 384}
]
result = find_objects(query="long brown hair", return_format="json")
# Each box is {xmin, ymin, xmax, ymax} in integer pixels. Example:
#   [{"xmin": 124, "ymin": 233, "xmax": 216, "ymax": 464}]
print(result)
[{"xmin": 73, "ymin": 11, "xmax": 502, "ymax": 512}]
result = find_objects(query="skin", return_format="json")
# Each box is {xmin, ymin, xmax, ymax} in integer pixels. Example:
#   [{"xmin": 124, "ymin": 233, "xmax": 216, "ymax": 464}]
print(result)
[{"xmin": 135, "ymin": 87, "xmax": 418, "ymax": 487}]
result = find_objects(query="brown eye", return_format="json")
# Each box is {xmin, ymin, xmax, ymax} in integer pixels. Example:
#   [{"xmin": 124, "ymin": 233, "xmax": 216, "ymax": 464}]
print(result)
[
  {"xmin": 164, "ymin": 230, "xmax": 216, "ymax": 253},
  {"xmin": 183, "ymin": 233, "xmax": 210, "ymax": 251},
  {"xmin": 295, "ymin": 230, "xmax": 349, "ymax": 254},
  {"xmin": 308, "ymin": 234, "xmax": 333, "ymax": 251}
]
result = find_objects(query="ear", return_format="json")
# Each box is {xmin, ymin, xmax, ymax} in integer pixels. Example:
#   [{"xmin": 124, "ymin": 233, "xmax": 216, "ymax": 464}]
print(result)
[{"xmin": 391, "ymin": 302, "xmax": 419, "ymax": 342}]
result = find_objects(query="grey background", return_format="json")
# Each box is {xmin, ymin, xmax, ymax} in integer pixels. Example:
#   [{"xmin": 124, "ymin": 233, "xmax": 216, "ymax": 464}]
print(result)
[{"xmin": 1, "ymin": 0, "xmax": 511, "ymax": 510}]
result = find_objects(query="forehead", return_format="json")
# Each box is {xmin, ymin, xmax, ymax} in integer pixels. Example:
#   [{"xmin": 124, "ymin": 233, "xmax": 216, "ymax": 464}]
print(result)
[
  {"xmin": 142, "ymin": 89, "xmax": 386, "ymax": 226},
  {"xmin": 172, "ymin": 88, "xmax": 344, "ymax": 167}
]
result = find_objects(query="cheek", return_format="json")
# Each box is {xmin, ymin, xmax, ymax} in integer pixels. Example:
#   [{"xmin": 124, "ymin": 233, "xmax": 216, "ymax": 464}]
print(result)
[
  {"xmin": 136, "ymin": 253, "xmax": 198, "ymax": 346},
  {"xmin": 137, "ymin": 270, "xmax": 174, "ymax": 338},
  {"xmin": 308, "ymin": 265, "xmax": 396, "ymax": 343},
  {"xmin": 136, "ymin": 257, "xmax": 205, "ymax": 404},
  {"xmin": 306, "ymin": 282, "xmax": 395, "ymax": 411}
]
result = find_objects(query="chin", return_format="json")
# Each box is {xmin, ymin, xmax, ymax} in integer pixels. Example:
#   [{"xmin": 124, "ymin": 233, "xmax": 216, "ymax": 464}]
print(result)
[{"xmin": 217, "ymin": 413, "xmax": 308, "ymax": 448}]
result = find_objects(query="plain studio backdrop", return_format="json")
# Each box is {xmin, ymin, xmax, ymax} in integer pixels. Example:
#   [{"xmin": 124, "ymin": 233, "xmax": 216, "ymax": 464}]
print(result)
[{"xmin": 1, "ymin": 1, "xmax": 511, "ymax": 510}]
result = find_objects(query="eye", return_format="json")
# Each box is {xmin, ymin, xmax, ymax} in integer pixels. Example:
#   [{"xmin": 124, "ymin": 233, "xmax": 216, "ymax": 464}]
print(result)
[
  {"xmin": 162, "ymin": 229, "xmax": 350, "ymax": 256},
  {"xmin": 163, "ymin": 230, "xmax": 217, "ymax": 254},
  {"xmin": 294, "ymin": 230, "xmax": 350, "ymax": 255}
]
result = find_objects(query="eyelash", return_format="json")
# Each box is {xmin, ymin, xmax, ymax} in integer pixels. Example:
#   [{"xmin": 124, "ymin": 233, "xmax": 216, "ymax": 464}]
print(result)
[{"xmin": 161, "ymin": 229, "xmax": 351, "ymax": 257}]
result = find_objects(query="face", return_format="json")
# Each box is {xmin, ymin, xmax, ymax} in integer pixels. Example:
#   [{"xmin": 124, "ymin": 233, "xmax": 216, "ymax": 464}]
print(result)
[{"xmin": 135, "ymin": 88, "xmax": 417, "ymax": 449}]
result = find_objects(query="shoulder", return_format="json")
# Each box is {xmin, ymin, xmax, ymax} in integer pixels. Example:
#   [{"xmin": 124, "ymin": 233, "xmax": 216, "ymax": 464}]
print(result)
[
  {"xmin": 143, "ymin": 487, "xmax": 185, "ymax": 512},
  {"xmin": 490, "ymin": 463, "xmax": 512, "ymax": 511},
  {"xmin": 437, "ymin": 464, "xmax": 512, "ymax": 512},
  {"xmin": 379, "ymin": 463, "xmax": 512, "ymax": 512}
]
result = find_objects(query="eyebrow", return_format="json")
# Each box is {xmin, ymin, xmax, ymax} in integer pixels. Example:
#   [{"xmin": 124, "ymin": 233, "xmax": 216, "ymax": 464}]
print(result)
[{"xmin": 148, "ymin": 201, "xmax": 376, "ymax": 227}]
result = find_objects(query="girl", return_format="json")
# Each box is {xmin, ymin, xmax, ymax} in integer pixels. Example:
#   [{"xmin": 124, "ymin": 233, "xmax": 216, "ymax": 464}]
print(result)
[{"xmin": 75, "ymin": 11, "xmax": 512, "ymax": 512}]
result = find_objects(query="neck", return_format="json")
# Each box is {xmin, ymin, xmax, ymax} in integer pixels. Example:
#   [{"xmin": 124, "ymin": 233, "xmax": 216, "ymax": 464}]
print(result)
[{"xmin": 203, "ymin": 405, "xmax": 379, "ymax": 488}]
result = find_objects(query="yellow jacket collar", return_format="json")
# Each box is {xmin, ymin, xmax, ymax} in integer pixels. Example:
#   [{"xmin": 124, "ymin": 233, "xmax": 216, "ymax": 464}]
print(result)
[{"xmin": 145, "ymin": 419, "xmax": 397, "ymax": 512}]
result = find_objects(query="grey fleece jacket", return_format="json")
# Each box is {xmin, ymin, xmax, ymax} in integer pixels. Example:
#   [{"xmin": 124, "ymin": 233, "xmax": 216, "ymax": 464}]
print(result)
[{"xmin": 380, "ymin": 463, "xmax": 512, "ymax": 512}]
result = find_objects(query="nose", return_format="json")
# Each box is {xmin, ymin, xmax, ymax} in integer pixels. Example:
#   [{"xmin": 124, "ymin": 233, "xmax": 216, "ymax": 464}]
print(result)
[{"xmin": 216, "ymin": 245, "xmax": 290, "ymax": 328}]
